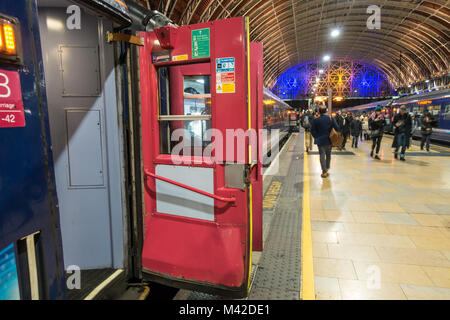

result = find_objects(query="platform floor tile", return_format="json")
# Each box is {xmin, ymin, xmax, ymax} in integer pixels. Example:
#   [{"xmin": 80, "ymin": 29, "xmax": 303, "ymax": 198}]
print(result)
[{"xmin": 307, "ymin": 134, "xmax": 450, "ymax": 300}]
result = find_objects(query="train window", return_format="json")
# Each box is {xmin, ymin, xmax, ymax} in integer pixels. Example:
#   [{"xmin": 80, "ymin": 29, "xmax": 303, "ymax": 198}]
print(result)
[
  {"xmin": 158, "ymin": 67, "xmax": 212, "ymax": 156},
  {"xmin": 428, "ymin": 105, "xmax": 441, "ymax": 117},
  {"xmin": 444, "ymin": 105, "xmax": 450, "ymax": 120},
  {"xmin": 183, "ymin": 75, "xmax": 211, "ymax": 117}
]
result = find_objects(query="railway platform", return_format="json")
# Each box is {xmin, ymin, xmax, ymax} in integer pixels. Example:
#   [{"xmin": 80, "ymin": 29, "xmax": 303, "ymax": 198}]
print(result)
[
  {"xmin": 308, "ymin": 132, "xmax": 450, "ymax": 300},
  {"xmin": 175, "ymin": 129, "xmax": 450, "ymax": 300}
]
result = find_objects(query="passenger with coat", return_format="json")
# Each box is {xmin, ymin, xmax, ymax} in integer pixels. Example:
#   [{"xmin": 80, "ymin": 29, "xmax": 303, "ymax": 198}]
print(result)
[
  {"xmin": 368, "ymin": 106, "xmax": 386, "ymax": 160},
  {"xmin": 420, "ymin": 109, "xmax": 433, "ymax": 152},
  {"xmin": 302, "ymin": 110, "xmax": 315, "ymax": 153},
  {"xmin": 392, "ymin": 106, "xmax": 413, "ymax": 161},
  {"xmin": 350, "ymin": 116, "xmax": 363, "ymax": 148},
  {"xmin": 340, "ymin": 112, "xmax": 352, "ymax": 150},
  {"xmin": 311, "ymin": 106, "xmax": 340, "ymax": 178},
  {"xmin": 335, "ymin": 111, "xmax": 344, "ymax": 126},
  {"xmin": 361, "ymin": 115, "xmax": 370, "ymax": 140}
]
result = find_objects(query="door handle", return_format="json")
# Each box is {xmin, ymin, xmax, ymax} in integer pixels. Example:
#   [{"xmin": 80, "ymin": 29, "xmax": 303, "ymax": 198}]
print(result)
[{"xmin": 144, "ymin": 169, "xmax": 236, "ymax": 203}]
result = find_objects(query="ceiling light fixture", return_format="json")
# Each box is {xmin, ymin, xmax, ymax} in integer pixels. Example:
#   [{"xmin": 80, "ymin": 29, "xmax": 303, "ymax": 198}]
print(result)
[{"xmin": 331, "ymin": 28, "xmax": 340, "ymax": 38}]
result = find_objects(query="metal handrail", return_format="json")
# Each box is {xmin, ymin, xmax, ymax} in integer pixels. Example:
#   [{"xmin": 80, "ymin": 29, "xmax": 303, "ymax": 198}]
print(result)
[
  {"xmin": 144, "ymin": 169, "xmax": 236, "ymax": 203},
  {"xmin": 158, "ymin": 115, "xmax": 211, "ymax": 121}
]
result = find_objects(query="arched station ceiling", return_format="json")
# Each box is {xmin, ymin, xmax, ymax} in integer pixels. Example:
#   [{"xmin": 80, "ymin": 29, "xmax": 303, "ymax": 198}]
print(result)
[{"xmin": 148, "ymin": 0, "xmax": 449, "ymax": 90}]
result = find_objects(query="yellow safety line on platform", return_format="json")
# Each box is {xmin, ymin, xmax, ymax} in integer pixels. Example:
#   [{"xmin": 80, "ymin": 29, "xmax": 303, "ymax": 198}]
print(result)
[
  {"xmin": 301, "ymin": 132, "xmax": 315, "ymax": 300},
  {"xmin": 138, "ymin": 286, "xmax": 150, "ymax": 300},
  {"xmin": 84, "ymin": 269, "xmax": 124, "ymax": 300}
]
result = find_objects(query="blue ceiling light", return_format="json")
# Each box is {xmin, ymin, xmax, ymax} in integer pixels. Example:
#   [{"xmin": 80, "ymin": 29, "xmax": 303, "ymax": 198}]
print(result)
[{"xmin": 272, "ymin": 59, "xmax": 392, "ymax": 100}]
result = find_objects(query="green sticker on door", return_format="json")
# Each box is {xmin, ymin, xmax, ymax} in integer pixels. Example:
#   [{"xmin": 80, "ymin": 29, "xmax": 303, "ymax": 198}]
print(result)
[{"xmin": 191, "ymin": 28, "xmax": 210, "ymax": 59}]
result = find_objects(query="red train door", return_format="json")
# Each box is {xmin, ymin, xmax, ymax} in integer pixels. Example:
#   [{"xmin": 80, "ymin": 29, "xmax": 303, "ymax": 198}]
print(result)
[
  {"xmin": 139, "ymin": 17, "xmax": 258, "ymax": 297},
  {"xmin": 250, "ymin": 42, "xmax": 264, "ymax": 252}
]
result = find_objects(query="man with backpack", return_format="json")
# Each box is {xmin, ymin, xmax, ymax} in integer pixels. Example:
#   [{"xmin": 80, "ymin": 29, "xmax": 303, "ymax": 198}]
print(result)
[
  {"xmin": 311, "ymin": 106, "xmax": 340, "ymax": 178},
  {"xmin": 302, "ymin": 110, "xmax": 314, "ymax": 153}
]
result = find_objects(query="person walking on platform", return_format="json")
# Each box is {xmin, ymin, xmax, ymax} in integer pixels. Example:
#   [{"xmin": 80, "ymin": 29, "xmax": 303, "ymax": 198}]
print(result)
[
  {"xmin": 358, "ymin": 114, "xmax": 364, "ymax": 141},
  {"xmin": 369, "ymin": 106, "xmax": 386, "ymax": 160},
  {"xmin": 392, "ymin": 106, "xmax": 413, "ymax": 161},
  {"xmin": 335, "ymin": 111, "xmax": 344, "ymax": 131},
  {"xmin": 302, "ymin": 110, "xmax": 314, "ymax": 153},
  {"xmin": 340, "ymin": 112, "xmax": 351, "ymax": 150},
  {"xmin": 351, "ymin": 115, "xmax": 362, "ymax": 148},
  {"xmin": 420, "ymin": 109, "xmax": 433, "ymax": 152},
  {"xmin": 361, "ymin": 115, "xmax": 370, "ymax": 141},
  {"xmin": 311, "ymin": 106, "xmax": 340, "ymax": 178}
]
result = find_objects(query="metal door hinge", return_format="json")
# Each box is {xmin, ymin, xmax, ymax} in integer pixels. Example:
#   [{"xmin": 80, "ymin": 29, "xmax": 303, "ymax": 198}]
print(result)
[
  {"xmin": 244, "ymin": 164, "xmax": 252, "ymax": 186},
  {"xmin": 106, "ymin": 32, "xmax": 143, "ymax": 46}
]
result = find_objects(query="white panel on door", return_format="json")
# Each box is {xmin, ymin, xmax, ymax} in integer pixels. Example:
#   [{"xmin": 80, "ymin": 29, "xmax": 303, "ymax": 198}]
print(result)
[
  {"xmin": 155, "ymin": 165, "xmax": 214, "ymax": 221},
  {"xmin": 60, "ymin": 46, "xmax": 101, "ymax": 97},
  {"xmin": 66, "ymin": 109, "xmax": 104, "ymax": 187}
]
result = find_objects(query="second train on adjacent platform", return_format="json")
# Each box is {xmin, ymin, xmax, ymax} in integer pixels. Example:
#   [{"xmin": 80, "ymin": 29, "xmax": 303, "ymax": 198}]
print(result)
[
  {"xmin": 343, "ymin": 88, "xmax": 450, "ymax": 143},
  {"xmin": 262, "ymin": 88, "xmax": 292, "ymax": 160}
]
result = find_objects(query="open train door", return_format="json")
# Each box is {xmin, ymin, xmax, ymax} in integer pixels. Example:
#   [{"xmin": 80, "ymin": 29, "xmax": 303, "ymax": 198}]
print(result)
[
  {"xmin": 250, "ymin": 42, "xmax": 264, "ymax": 252},
  {"xmin": 138, "ymin": 17, "xmax": 259, "ymax": 297}
]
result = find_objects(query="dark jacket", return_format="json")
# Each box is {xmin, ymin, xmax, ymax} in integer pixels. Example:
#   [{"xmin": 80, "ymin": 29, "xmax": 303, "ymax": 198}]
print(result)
[
  {"xmin": 341, "ymin": 116, "xmax": 351, "ymax": 134},
  {"xmin": 311, "ymin": 114, "xmax": 340, "ymax": 147},
  {"xmin": 335, "ymin": 115, "xmax": 344, "ymax": 132},
  {"xmin": 393, "ymin": 113, "xmax": 412, "ymax": 135},
  {"xmin": 420, "ymin": 114, "xmax": 433, "ymax": 135},
  {"xmin": 392, "ymin": 113, "xmax": 413, "ymax": 148},
  {"xmin": 368, "ymin": 114, "xmax": 386, "ymax": 135},
  {"xmin": 350, "ymin": 119, "xmax": 362, "ymax": 137}
]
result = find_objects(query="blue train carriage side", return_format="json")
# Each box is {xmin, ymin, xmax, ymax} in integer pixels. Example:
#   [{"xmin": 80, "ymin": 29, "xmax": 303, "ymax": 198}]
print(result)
[
  {"xmin": 0, "ymin": 1, "xmax": 65, "ymax": 299},
  {"xmin": 0, "ymin": 0, "xmax": 136, "ymax": 301},
  {"xmin": 343, "ymin": 89, "xmax": 450, "ymax": 144},
  {"xmin": 342, "ymin": 99, "xmax": 396, "ymax": 133},
  {"xmin": 262, "ymin": 88, "xmax": 292, "ymax": 160},
  {"xmin": 395, "ymin": 89, "xmax": 450, "ymax": 143}
]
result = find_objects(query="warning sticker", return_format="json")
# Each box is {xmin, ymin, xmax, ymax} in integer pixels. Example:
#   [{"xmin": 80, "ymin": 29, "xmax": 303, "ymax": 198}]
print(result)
[
  {"xmin": 172, "ymin": 54, "xmax": 188, "ymax": 61},
  {"xmin": 216, "ymin": 57, "xmax": 235, "ymax": 94},
  {"xmin": 220, "ymin": 72, "xmax": 235, "ymax": 82}
]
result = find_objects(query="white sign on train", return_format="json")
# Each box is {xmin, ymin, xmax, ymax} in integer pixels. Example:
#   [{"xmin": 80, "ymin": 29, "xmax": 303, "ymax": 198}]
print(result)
[
  {"xmin": 216, "ymin": 57, "xmax": 235, "ymax": 72},
  {"xmin": 0, "ymin": 70, "xmax": 25, "ymax": 128}
]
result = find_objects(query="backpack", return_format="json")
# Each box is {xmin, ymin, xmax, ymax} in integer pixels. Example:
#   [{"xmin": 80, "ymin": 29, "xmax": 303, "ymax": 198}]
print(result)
[
  {"xmin": 329, "ymin": 116, "xmax": 343, "ymax": 147},
  {"xmin": 303, "ymin": 116, "xmax": 311, "ymax": 129}
]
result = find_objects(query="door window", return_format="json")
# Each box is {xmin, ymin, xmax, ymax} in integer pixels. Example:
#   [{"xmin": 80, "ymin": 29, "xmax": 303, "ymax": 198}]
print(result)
[{"xmin": 158, "ymin": 67, "xmax": 212, "ymax": 156}]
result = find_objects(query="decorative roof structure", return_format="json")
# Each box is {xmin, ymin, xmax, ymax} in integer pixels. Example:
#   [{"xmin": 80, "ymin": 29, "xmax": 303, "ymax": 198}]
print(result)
[
  {"xmin": 148, "ymin": 0, "xmax": 449, "ymax": 90},
  {"xmin": 272, "ymin": 59, "xmax": 392, "ymax": 99}
]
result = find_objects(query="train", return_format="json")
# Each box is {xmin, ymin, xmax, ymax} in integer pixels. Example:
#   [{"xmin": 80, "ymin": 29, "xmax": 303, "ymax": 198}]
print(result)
[
  {"xmin": 0, "ymin": 1, "xmax": 293, "ymax": 300},
  {"xmin": 343, "ymin": 88, "xmax": 450, "ymax": 144},
  {"xmin": 262, "ymin": 88, "xmax": 293, "ymax": 161}
]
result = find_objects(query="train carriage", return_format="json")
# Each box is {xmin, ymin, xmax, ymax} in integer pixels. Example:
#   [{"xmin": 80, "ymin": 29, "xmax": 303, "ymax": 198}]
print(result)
[
  {"xmin": 343, "ymin": 89, "xmax": 450, "ymax": 144},
  {"xmin": 0, "ymin": 0, "xmax": 291, "ymax": 300}
]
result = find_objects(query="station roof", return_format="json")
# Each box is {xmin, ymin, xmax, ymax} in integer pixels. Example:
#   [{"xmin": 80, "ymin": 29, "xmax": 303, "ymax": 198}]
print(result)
[{"xmin": 149, "ymin": 1, "xmax": 449, "ymax": 90}]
